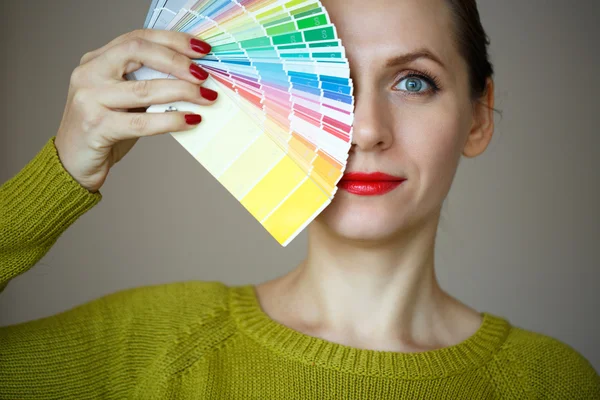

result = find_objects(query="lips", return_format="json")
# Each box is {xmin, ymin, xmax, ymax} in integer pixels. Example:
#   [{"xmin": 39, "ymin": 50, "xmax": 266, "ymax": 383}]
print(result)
[{"xmin": 339, "ymin": 172, "xmax": 406, "ymax": 196}]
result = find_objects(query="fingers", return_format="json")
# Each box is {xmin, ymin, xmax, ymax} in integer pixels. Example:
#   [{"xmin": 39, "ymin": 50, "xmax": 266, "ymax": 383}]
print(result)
[
  {"xmin": 80, "ymin": 29, "xmax": 211, "ymax": 66},
  {"xmin": 94, "ymin": 79, "xmax": 219, "ymax": 109},
  {"xmin": 104, "ymin": 111, "xmax": 203, "ymax": 142},
  {"xmin": 87, "ymin": 37, "xmax": 210, "ymax": 84}
]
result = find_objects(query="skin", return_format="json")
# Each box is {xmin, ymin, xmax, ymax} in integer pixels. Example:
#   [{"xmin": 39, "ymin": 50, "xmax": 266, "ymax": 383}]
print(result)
[{"xmin": 255, "ymin": 0, "xmax": 495, "ymax": 352}]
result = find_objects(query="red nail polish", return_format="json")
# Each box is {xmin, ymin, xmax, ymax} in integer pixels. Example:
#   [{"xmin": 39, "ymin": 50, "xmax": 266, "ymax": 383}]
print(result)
[
  {"xmin": 200, "ymin": 87, "xmax": 218, "ymax": 101},
  {"xmin": 190, "ymin": 63, "xmax": 208, "ymax": 80},
  {"xmin": 190, "ymin": 38, "xmax": 211, "ymax": 54},
  {"xmin": 185, "ymin": 114, "xmax": 202, "ymax": 125}
]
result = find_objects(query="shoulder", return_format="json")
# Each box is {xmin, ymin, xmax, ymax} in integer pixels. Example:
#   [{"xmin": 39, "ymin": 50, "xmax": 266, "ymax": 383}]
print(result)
[
  {"xmin": 79, "ymin": 280, "xmax": 236, "ymax": 392},
  {"xmin": 97, "ymin": 280, "xmax": 237, "ymax": 360},
  {"xmin": 97, "ymin": 279, "xmax": 231, "ymax": 321},
  {"xmin": 104, "ymin": 279, "xmax": 230, "ymax": 305},
  {"xmin": 105, "ymin": 280, "xmax": 240, "ymax": 381},
  {"xmin": 502, "ymin": 324, "xmax": 600, "ymax": 398},
  {"xmin": 61, "ymin": 279, "xmax": 233, "ymax": 345}
]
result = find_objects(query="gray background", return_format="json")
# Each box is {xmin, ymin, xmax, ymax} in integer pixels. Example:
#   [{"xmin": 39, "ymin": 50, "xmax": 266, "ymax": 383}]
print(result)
[{"xmin": 0, "ymin": 0, "xmax": 598, "ymax": 370}]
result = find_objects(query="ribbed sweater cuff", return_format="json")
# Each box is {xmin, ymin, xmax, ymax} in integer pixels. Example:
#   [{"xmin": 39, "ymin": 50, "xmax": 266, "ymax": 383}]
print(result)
[{"xmin": 0, "ymin": 136, "xmax": 102, "ymax": 283}]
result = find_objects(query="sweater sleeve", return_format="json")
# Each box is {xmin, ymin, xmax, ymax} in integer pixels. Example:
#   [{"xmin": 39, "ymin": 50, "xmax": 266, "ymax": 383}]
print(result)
[{"xmin": 0, "ymin": 135, "xmax": 102, "ymax": 292}]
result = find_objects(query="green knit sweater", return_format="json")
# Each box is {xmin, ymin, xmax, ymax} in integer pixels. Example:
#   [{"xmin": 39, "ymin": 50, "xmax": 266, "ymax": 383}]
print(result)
[{"xmin": 1, "ymin": 136, "xmax": 599, "ymax": 399}]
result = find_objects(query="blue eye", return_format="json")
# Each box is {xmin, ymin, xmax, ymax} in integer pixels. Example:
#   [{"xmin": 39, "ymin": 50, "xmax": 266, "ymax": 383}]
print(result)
[{"xmin": 395, "ymin": 76, "xmax": 431, "ymax": 93}]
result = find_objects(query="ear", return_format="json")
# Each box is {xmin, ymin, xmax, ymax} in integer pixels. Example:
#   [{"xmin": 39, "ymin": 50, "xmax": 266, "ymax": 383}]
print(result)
[{"xmin": 463, "ymin": 78, "xmax": 495, "ymax": 158}]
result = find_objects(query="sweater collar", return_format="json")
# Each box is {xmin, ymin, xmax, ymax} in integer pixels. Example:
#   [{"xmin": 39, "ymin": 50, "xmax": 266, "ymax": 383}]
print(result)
[{"xmin": 229, "ymin": 284, "xmax": 511, "ymax": 379}]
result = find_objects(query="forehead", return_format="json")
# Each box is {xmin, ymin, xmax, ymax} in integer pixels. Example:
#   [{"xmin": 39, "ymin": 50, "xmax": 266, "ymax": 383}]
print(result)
[{"xmin": 321, "ymin": 0, "xmax": 458, "ymax": 67}]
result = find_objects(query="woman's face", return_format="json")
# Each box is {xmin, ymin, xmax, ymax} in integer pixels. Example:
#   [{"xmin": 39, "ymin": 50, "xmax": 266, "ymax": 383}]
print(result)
[{"xmin": 316, "ymin": 0, "xmax": 492, "ymax": 242}]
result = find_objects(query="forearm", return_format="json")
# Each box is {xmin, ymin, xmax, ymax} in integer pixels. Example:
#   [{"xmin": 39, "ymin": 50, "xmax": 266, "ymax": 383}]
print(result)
[{"xmin": 0, "ymin": 136, "xmax": 101, "ymax": 289}]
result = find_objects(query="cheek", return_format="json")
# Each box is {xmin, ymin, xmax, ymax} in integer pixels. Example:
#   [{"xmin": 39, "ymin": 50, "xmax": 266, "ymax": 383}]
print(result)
[{"xmin": 396, "ymin": 98, "xmax": 469, "ymax": 198}]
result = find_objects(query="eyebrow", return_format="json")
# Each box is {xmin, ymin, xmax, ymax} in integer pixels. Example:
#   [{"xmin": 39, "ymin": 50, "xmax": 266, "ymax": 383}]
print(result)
[{"xmin": 384, "ymin": 49, "xmax": 446, "ymax": 69}]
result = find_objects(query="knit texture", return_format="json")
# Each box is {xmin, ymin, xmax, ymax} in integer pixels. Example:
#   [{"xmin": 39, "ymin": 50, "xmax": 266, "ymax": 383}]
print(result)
[{"xmin": 1, "ymin": 136, "xmax": 599, "ymax": 399}]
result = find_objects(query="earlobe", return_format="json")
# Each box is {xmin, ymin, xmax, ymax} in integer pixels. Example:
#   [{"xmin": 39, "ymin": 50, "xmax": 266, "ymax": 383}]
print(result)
[{"xmin": 462, "ymin": 78, "xmax": 495, "ymax": 158}]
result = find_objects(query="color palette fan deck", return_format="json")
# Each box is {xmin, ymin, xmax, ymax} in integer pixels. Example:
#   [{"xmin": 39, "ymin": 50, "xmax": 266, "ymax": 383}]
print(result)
[{"xmin": 130, "ymin": 0, "xmax": 355, "ymax": 246}]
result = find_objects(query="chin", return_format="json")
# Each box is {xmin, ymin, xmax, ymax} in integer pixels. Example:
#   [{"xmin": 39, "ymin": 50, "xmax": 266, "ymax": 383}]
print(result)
[{"xmin": 314, "ymin": 190, "xmax": 415, "ymax": 243}]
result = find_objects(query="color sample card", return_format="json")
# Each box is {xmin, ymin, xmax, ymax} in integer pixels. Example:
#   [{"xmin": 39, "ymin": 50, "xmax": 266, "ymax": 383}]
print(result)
[{"xmin": 130, "ymin": 0, "xmax": 354, "ymax": 246}]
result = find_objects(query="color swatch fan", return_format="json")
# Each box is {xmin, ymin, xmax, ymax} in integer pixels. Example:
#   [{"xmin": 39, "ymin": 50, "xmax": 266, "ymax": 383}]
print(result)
[{"xmin": 130, "ymin": 0, "xmax": 354, "ymax": 246}]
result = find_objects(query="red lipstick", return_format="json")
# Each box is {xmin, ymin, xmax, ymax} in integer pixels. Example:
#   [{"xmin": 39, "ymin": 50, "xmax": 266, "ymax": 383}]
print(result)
[{"xmin": 339, "ymin": 172, "xmax": 406, "ymax": 196}]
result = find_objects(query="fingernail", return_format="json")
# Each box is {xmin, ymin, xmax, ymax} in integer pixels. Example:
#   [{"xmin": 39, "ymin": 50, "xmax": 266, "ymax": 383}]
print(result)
[
  {"xmin": 200, "ymin": 87, "xmax": 218, "ymax": 101},
  {"xmin": 190, "ymin": 63, "xmax": 208, "ymax": 81},
  {"xmin": 190, "ymin": 38, "xmax": 211, "ymax": 54},
  {"xmin": 185, "ymin": 114, "xmax": 202, "ymax": 125}
]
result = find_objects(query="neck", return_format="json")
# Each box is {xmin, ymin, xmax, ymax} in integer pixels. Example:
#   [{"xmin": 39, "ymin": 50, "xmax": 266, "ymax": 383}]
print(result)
[{"xmin": 265, "ymin": 209, "xmax": 475, "ymax": 351}]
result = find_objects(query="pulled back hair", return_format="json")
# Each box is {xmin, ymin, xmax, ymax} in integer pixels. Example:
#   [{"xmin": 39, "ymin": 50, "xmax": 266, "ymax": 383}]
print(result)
[{"xmin": 445, "ymin": 0, "xmax": 494, "ymax": 100}]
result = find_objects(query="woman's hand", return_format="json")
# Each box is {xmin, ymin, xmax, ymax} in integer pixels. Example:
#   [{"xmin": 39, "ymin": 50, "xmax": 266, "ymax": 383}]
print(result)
[{"xmin": 54, "ymin": 29, "xmax": 218, "ymax": 193}]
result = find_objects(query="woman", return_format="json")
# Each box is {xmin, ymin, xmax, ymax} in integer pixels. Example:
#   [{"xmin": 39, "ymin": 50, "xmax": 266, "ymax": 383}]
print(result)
[{"xmin": 1, "ymin": 0, "xmax": 598, "ymax": 398}]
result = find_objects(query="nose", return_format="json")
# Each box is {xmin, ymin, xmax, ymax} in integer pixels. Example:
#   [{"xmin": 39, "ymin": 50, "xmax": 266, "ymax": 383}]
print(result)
[{"xmin": 351, "ymin": 87, "xmax": 394, "ymax": 152}]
